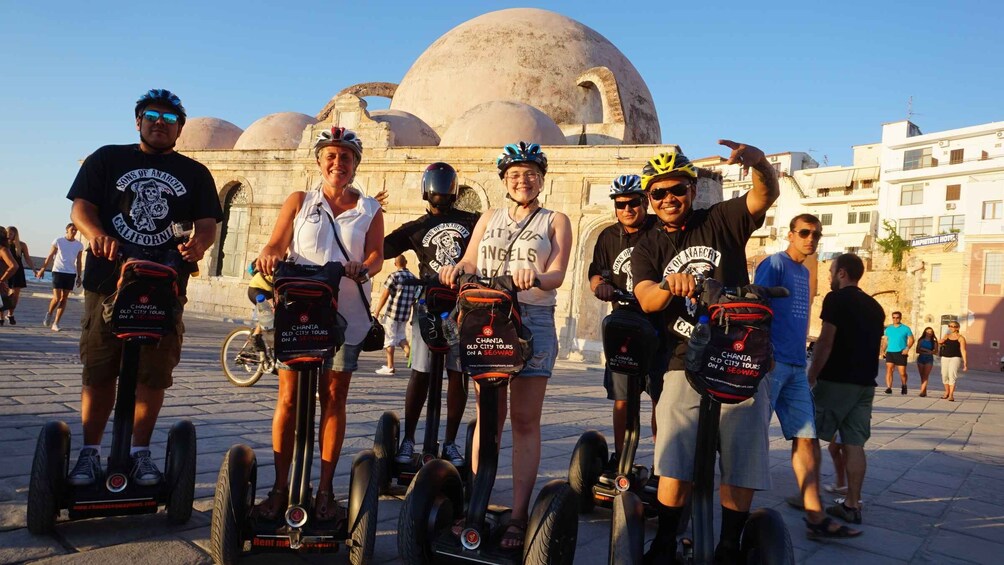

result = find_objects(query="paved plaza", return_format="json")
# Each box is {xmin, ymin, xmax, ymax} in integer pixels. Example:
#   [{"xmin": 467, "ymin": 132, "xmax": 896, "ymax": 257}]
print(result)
[{"xmin": 1, "ymin": 284, "xmax": 1003, "ymax": 564}]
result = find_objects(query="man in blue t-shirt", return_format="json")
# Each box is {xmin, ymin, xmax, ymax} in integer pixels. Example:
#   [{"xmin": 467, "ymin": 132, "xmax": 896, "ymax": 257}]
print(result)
[
  {"xmin": 756, "ymin": 214, "xmax": 853, "ymax": 536},
  {"xmin": 881, "ymin": 311, "xmax": 914, "ymax": 394}
]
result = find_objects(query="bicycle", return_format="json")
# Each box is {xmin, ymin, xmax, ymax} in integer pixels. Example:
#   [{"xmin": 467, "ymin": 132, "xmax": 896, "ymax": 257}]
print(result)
[{"xmin": 220, "ymin": 326, "xmax": 276, "ymax": 387}]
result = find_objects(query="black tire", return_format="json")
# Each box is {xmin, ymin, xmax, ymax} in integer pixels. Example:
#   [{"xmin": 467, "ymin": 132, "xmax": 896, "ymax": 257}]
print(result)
[
  {"xmin": 567, "ymin": 430, "xmax": 608, "ymax": 514},
  {"xmin": 609, "ymin": 491, "xmax": 644, "ymax": 565},
  {"xmin": 525, "ymin": 480, "xmax": 579, "ymax": 565},
  {"xmin": 221, "ymin": 328, "xmax": 265, "ymax": 387},
  {"xmin": 27, "ymin": 421, "xmax": 70, "ymax": 535},
  {"xmin": 373, "ymin": 411, "xmax": 399, "ymax": 494},
  {"xmin": 740, "ymin": 508, "xmax": 795, "ymax": 565},
  {"xmin": 349, "ymin": 449, "xmax": 380, "ymax": 565},
  {"xmin": 209, "ymin": 445, "xmax": 256, "ymax": 565},
  {"xmin": 165, "ymin": 420, "xmax": 197, "ymax": 524},
  {"xmin": 398, "ymin": 459, "xmax": 465, "ymax": 565}
]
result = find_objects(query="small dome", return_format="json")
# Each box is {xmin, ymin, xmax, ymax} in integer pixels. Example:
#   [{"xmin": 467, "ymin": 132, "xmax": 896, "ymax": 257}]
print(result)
[
  {"xmin": 234, "ymin": 112, "xmax": 317, "ymax": 150},
  {"xmin": 175, "ymin": 117, "xmax": 243, "ymax": 151},
  {"xmin": 439, "ymin": 101, "xmax": 567, "ymax": 147},
  {"xmin": 370, "ymin": 109, "xmax": 440, "ymax": 146}
]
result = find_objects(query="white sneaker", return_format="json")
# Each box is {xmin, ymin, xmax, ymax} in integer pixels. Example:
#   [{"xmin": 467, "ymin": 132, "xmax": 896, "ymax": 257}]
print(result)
[
  {"xmin": 51, "ymin": 323, "xmax": 61, "ymax": 332},
  {"xmin": 375, "ymin": 365, "xmax": 395, "ymax": 375}
]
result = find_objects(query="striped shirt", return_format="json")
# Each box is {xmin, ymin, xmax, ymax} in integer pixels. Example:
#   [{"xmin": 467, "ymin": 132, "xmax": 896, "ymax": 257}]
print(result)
[{"xmin": 383, "ymin": 268, "xmax": 420, "ymax": 322}]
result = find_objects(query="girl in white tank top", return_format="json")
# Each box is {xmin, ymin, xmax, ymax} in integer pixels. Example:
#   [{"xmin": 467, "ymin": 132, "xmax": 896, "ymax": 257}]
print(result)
[{"xmin": 477, "ymin": 207, "xmax": 556, "ymax": 307}]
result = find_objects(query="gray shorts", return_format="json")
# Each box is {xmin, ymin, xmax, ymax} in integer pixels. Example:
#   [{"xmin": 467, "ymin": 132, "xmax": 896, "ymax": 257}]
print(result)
[
  {"xmin": 275, "ymin": 341, "xmax": 363, "ymax": 373},
  {"xmin": 654, "ymin": 370, "xmax": 771, "ymax": 490},
  {"xmin": 411, "ymin": 318, "xmax": 462, "ymax": 373}
]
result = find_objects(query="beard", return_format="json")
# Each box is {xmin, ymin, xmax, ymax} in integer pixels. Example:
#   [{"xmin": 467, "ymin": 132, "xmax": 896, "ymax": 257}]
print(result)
[
  {"xmin": 830, "ymin": 278, "xmax": 839, "ymax": 292},
  {"xmin": 140, "ymin": 132, "xmax": 176, "ymax": 154}
]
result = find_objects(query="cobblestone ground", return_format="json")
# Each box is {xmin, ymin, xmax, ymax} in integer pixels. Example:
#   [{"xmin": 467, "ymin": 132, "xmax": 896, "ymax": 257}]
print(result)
[{"xmin": 1, "ymin": 285, "xmax": 1003, "ymax": 564}]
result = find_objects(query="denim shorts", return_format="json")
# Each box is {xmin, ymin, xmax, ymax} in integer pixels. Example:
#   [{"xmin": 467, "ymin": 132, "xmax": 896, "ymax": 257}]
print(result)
[
  {"xmin": 766, "ymin": 361, "xmax": 817, "ymax": 440},
  {"xmin": 275, "ymin": 341, "xmax": 362, "ymax": 373},
  {"xmin": 518, "ymin": 303, "xmax": 558, "ymax": 378}
]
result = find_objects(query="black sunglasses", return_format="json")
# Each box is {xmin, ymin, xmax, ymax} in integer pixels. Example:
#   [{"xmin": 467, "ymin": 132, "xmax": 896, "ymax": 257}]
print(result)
[
  {"xmin": 614, "ymin": 198, "xmax": 643, "ymax": 210},
  {"xmin": 649, "ymin": 185, "xmax": 690, "ymax": 201},
  {"xmin": 796, "ymin": 228, "xmax": 823, "ymax": 240}
]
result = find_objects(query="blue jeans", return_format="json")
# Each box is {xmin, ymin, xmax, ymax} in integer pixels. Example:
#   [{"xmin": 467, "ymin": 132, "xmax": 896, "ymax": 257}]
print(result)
[{"xmin": 767, "ymin": 360, "xmax": 817, "ymax": 440}]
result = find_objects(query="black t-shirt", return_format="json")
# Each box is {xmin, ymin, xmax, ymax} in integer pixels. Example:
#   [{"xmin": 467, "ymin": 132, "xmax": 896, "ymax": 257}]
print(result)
[
  {"xmin": 66, "ymin": 144, "xmax": 223, "ymax": 295},
  {"xmin": 588, "ymin": 215, "xmax": 658, "ymax": 296},
  {"xmin": 818, "ymin": 286, "xmax": 885, "ymax": 386},
  {"xmin": 632, "ymin": 195, "xmax": 761, "ymax": 369},
  {"xmin": 383, "ymin": 208, "xmax": 480, "ymax": 279}
]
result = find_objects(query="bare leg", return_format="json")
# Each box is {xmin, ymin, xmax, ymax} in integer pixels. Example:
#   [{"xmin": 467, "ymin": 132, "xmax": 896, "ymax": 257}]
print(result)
[
  {"xmin": 828, "ymin": 441, "xmax": 847, "ymax": 490},
  {"xmin": 612, "ymin": 400, "xmax": 627, "ymax": 456},
  {"xmin": 317, "ymin": 370, "xmax": 352, "ymax": 491},
  {"xmin": 884, "ymin": 362, "xmax": 894, "ymax": 389},
  {"xmin": 270, "ymin": 370, "xmax": 298, "ymax": 491},
  {"xmin": 794, "ymin": 438, "xmax": 823, "ymax": 518},
  {"xmin": 384, "ymin": 346, "xmax": 395, "ymax": 370},
  {"xmin": 403, "ymin": 370, "xmax": 430, "ymax": 441},
  {"xmin": 444, "ymin": 369, "xmax": 468, "ymax": 443},
  {"xmin": 52, "ymin": 289, "xmax": 70, "ymax": 326},
  {"xmin": 842, "ymin": 444, "xmax": 866, "ymax": 510},
  {"xmin": 946, "ymin": 383, "xmax": 956, "ymax": 401},
  {"xmin": 132, "ymin": 384, "xmax": 165, "ymax": 446},
  {"xmin": 81, "ymin": 383, "xmax": 117, "ymax": 445},
  {"xmin": 918, "ymin": 363, "xmax": 931, "ymax": 395},
  {"xmin": 898, "ymin": 365, "xmax": 908, "ymax": 387},
  {"xmin": 47, "ymin": 289, "xmax": 59, "ymax": 317}
]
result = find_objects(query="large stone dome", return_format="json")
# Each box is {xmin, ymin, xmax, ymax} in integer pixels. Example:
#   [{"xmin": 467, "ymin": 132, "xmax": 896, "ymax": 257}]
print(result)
[
  {"xmin": 175, "ymin": 117, "xmax": 243, "ymax": 151},
  {"xmin": 390, "ymin": 8, "xmax": 660, "ymax": 144},
  {"xmin": 234, "ymin": 112, "xmax": 317, "ymax": 150},
  {"xmin": 369, "ymin": 109, "xmax": 440, "ymax": 146},
  {"xmin": 439, "ymin": 101, "xmax": 567, "ymax": 147}
]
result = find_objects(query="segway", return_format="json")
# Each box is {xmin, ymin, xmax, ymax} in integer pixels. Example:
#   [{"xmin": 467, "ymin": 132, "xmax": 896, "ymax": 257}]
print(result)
[
  {"xmin": 27, "ymin": 245, "xmax": 196, "ymax": 534},
  {"xmin": 209, "ymin": 261, "xmax": 379, "ymax": 564},
  {"xmin": 373, "ymin": 276, "xmax": 475, "ymax": 492},
  {"xmin": 398, "ymin": 274, "xmax": 578, "ymax": 565},
  {"xmin": 610, "ymin": 277, "xmax": 795, "ymax": 565}
]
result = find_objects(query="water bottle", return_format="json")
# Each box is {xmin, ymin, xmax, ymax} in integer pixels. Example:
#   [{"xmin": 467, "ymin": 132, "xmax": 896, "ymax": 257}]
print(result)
[
  {"xmin": 686, "ymin": 315, "xmax": 711, "ymax": 374},
  {"xmin": 441, "ymin": 311, "xmax": 460, "ymax": 346},
  {"xmin": 255, "ymin": 294, "xmax": 274, "ymax": 331},
  {"xmin": 415, "ymin": 298, "xmax": 429, "ymax": 321}
]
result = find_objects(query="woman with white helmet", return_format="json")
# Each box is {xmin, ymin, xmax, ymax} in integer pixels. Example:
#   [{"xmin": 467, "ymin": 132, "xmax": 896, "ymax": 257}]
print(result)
[
  {"xmin": 254, "ymin": 126, "xmax": 385, "ymax": 523},
  {"xmin": 439, "ymin": 141, "xmax": 572, "ymax": 550}
]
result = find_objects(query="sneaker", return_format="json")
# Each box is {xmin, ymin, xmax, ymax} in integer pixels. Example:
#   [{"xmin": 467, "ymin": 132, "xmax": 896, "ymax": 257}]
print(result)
[
  {"xmin": 884, "ymin": 387, "xmax": 892, "ymax": 394},
  {"xmin": 826, "ymin": 502, "xmax": 862, "ymax": 525},
  {"xmin": 834, "ymin": 496, "xmax": 865, "ymax": 506},
  {"xmin": 395, "ymin": 439, "xmax": 416, "ymax": 464},
  {"xmin": 68, "ymin": 448, "xmax": 102, "ymax": 486},
  {"xmin": 43, "ymin": 313, "xmax": 52, "ymax": 327},
  {"xmin": 51, "ymin": 323, "xmax": 61, "ymax": 332},
  {"xmin": 130, "ymin": 450, "xmax": 163, "ymax": 486},
  {"xmin": 823, "ymin": 483, "xmax": 848, "ymax": 495},
  {"xmin": 375, "ymin": 365, "xmax": 395, "ymax": 375},
  {"xmin": 7, "ymin": 315, "xmax": 15, "ymax": 326},
  {"xmin": 443, "ymin": 442, "xmax": 464, "ymax": 466},
  {"xmin": 604, "ymin": 451, "xmax": 621, "ymax": 473},
  {"xmin": 901, "ymin": 385, "xmax": 907, "ymax": 395}
]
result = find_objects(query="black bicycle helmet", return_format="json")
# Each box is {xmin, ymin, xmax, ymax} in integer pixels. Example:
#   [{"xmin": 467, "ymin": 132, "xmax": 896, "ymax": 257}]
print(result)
[
  {"xmin": 421, "ymin": 162, "xmax": 459, "ymax": 201},
  {"xmin": 135, "ymin": 89, "xmax": 187, "ymax": 124}
]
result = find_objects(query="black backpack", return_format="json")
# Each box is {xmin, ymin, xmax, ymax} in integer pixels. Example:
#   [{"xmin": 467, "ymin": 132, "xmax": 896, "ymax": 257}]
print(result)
[
  {"xmin": 415, "ymin": 284, "xmax": 458, "ymax": 353},
  {"xmin": 602, "ymin": 307, "xmax": 661, "ymax": 376},
  {"xmin": 455, "ymin": 276, "xmax": 532, "ymax": 380},
  {"xmin": 106, "ymin": 259, "xmax": 180, "ymax": 341},
  {"xmin": 272, "ymin": 262, "xmax": 346, "ymax": 368}
]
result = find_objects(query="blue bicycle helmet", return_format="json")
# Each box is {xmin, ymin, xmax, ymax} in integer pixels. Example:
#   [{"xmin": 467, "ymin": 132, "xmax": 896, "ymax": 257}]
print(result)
[
  {"xmin": 496, "ymin": 141, "xmax": 548, "ymax": 179},
  {"xmin": 135, "ymin": 89, "xmax": 186, "ymax": 124},
  {"xmin": 608, "ymin": 174, "xmax": 644, "ymax": 198}
]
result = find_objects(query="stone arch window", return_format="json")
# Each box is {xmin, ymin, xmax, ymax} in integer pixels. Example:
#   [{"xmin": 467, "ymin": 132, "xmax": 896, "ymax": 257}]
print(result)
[
  {"xmin": 456, "ymin": 185, "xmax": 484, "ymax": 214},
  {"xmin": 215, "ymin": 183, "xmax": 250, "ymax": 277}
]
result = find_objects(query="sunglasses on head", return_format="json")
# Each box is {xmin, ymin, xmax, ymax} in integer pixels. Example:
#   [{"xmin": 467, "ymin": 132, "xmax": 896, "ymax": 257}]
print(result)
[
  {"xmin": 142, "ymin": 110, "xmax": 179, "ymax": 124},
  {"xmin": 648, "ymin": 185, "xmax": 690, "ymax": 201},
  {"xmin": 795, "ymin": 228, "xmax": 823, "ymax": 240},
  {"xmin": 614, "ymin": 197, "xmax": 643, "ymax": 210}
]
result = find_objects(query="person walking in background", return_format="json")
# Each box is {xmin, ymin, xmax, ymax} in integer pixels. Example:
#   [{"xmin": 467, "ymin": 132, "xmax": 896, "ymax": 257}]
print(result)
[
  {"xmin": 881, "ymin": 311, "xmax": 914, "ymax": 395},
  {"xmin": 938, "ymin": 322, "xmax": 967, "ymax": 401},
  {"xmin": 2, "ymin": 226, "xmax": 35, "ymax": 325},
  {"xmin": 0, "ymin": 227, "xmax": 19, "ymax": 326},
  {"xmin": 373, "ymin": 255, "xmax": 418, "ymax": 375},
  {"xmin": 915, "ymin": 327, "xmax": 939, "ymax": 397},
  {"xmin": 35, "ymin": 223, "xmax": 83, "ymax": 332},
  {"xmin": 808, "ymin": 253, "xmax": 884, "ymax": 528}
]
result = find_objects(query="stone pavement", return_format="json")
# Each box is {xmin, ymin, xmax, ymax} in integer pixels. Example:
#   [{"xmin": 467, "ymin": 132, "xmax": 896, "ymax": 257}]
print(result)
[{"xmin": 1, "ymin": 285, "xmax": 1003, "ymax": 564}]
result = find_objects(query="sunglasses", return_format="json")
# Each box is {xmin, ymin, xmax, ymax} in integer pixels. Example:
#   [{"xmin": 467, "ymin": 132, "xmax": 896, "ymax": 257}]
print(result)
[
  {"xmin": 795, "ymin": 229, "xmax": 823, "ymax": 240},
  {"xmin": 614, "ymin": 198, "xmax": 643, "ymax": 210},
  {"xmin": 649, "ymin": 185, "xmax": 690, "ymax": 201},
  {"xmin": 949, "ymin": 325, "xmax": 959, "ymax": 329},
  {"xmin": 142, "ymin": 110, "xmax": 180, "ymax": 124}
]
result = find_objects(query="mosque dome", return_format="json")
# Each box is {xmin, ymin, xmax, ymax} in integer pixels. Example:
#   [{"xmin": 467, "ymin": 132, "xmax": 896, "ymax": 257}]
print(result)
[
  {"xmin": 234, "ymin": 112, "xmax": 318, "ymax": 150},
  {"xmin": 369, "ymin": 109, "xmax": 440, "ymax": 146},
  {"xmin": 439, "ymin": 101, "xmax": 567, "ymax": 147},
  {"xmin": 390, "ymin": 8, "xmax": 660, "ymax": 144},
  {"xmin": 175, "ymin": 117, "xmax": 243, "ymax": 151}
]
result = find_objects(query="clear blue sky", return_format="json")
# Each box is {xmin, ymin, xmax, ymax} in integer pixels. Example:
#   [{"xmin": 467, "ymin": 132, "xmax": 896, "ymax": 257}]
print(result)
[{"xmin": 2, "ymin": 0, "xmax": 1001, "ymax": 254}]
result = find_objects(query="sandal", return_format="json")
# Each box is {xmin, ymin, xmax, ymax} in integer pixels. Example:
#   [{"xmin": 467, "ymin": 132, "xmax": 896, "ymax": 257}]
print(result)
[
  {"xmin": 805, "ymin": 516, "xmax": 862, "ymax": 539},
  {"xmin": 252, "ymin": 488, "xmax": 288, "ymax": 520},
  {"xmin": 314, "ymin": 490, "xmax": 344, "ymax": 523},
  {"xmin": 500, "ymin": 519, "xmax": 526, "ymax": 551}
]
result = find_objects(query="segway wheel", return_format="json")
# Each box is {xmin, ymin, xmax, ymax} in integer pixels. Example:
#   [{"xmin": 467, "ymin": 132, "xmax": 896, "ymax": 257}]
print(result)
[
  {"xmin": 398, "ymin": 459, "xmax": 464, "ymax": 564},
  {"xmin": 348, "ymin": 449, "xmax": 380, "ymax": 565},
  {"xmin": 165, "ymin": 420, "xmax": 197, "ymax": 524},
  {"xmin": 567, "ymin": 430, "xmax": 608, "ymax": 513},
  {"xmin": 609, "ymin": 491, "xmax": 644, "ymax": 565},
  {"xmin": 524, "ymin": 480, "xmax": 579, "ymax": 565},
  {"xmin": 740, "ymin": 508, "xmax": 795, "ymax": 565},
  {"xmin": 209, "ymin": 445, "xmax": 257, "ymax": 565},
  {"xmin": 373, "ymin": 411, "xmax": 399, "ymax": 494},
  {"xmin": 27, "ymin": 421, "xmax": 70, "ymax": 534}
]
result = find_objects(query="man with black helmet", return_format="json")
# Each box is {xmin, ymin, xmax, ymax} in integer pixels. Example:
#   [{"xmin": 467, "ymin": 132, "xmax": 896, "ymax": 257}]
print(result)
[
  {"xmin": 65, "ymin": 89, "xmax": 223, "ymax": 487},
  {"xmin": 383, "ymin": 162, "xmax": 478, "ymax": 466}
]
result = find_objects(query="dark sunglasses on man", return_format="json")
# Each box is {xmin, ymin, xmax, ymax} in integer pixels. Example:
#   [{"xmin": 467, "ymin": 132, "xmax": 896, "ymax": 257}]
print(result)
[
  {"xmin": 648, "ymin": 184, "xmax": 690, "ymax": 201},
  {"xmin": 795, "ymin": 228, "xmax": 823, "ymax": 240},
  {"xmin": 142, "ymin": 110, "xmax": 180, "ymax": 125},
  {"xmin": 614, "ymin": 197, "xmax": 643, "ymax": 210}
]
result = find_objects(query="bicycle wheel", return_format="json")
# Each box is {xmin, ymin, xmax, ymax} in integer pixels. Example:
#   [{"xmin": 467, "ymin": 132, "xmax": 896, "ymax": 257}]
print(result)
[{"xmin": 221, "ymin": 328, "xmax": 265, "ymax": 387}]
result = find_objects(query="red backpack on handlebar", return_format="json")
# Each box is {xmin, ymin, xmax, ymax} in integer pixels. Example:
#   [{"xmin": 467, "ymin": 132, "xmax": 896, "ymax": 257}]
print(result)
[{"xmin": 455, "ymin": 276, "xmax": 532, "ymax": 380}]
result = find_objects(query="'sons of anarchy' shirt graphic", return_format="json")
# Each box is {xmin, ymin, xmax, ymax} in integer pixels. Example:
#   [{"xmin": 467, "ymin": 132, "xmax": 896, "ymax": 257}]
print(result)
[
  {"xmin": 383, "ymin": 209, "xmax": 479, "ymax": 279},
  {"xmin": 422, "ymin": 223, "xmax": 470, "ymax": 272},
  {"xmin": 588, "ymin": 216, "xmax": 659, "ymax": 296},
  {"xmin": 115, "ymin": 169, "xmax": 187, "ymax": 245}
]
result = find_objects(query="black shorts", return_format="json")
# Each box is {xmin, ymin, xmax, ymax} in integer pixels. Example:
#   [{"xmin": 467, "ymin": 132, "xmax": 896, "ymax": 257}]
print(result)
[
  {"xmin": 885, "ymin": 352, "xmax": 908, "ymax": 367},
  {"xmin": 604, "ymin": 368, "xmax": 664, "ymax": 403},
  {"xmin": 247, "ymin": 287, "xmax": 274, "ymax": 304},
  {"xmin": 52, "ymin": 272, "xmax": 75, "ymax": 291}
]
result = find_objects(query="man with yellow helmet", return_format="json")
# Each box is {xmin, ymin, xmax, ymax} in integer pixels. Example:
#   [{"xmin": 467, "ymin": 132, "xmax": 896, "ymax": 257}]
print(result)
[{"xmin": 632, "ymin": 140, "xmax": 781, "ymax": 563}]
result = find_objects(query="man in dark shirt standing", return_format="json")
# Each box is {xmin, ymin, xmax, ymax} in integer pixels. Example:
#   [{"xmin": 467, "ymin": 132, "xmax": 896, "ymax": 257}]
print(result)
[
  {"xmin": 383, "ymin": 162, "xmax": 478, "ymax": 466},
  {"xmin": 587, "ymin": 174, "xmax": 664, "ymax": 471},
  {"xmin": 808, "ymin": 253, "xmax": 884, "ymax": 527}
]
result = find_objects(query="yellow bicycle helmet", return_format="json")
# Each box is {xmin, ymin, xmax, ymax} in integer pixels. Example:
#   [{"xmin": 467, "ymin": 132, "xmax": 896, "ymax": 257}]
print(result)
[{"xmin": 640, "ymin": 152, "xmax": 698, "ymax": 191}]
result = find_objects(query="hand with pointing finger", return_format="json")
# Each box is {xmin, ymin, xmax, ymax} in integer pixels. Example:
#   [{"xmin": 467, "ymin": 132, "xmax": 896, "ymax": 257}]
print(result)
[{"xmin": 718, "ymin": 139, "xmax": 768, "ymax": 174}]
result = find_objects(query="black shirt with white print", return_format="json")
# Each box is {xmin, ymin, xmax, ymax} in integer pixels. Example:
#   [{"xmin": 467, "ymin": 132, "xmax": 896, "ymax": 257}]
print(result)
[
  {"xmin": 383, "ymin": 208, "xmax": 480, "ymax": 279},
  {"xmin": 588, "ymin": 215, "xmax": 658, "ymax": 300},
  {"xmin": 632, "ymin": 194, "xmax": 762, "ymax": 370},
  {"xmin": 66, "ymin": 144, "xmax": 223, "ymax": 295}
]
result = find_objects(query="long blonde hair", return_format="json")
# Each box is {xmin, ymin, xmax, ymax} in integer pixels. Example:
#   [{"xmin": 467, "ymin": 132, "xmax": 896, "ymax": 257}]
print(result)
[{"xmin": 6, "ymin": 226, "xmax": 22, "ymax": 259}]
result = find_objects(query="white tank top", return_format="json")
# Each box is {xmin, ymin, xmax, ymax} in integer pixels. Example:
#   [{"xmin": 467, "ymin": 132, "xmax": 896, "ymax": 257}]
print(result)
[
  {"xmin": 289, "ymin": 187, "xmax": 380, "ymax": 346},
  {"xmin": 477, "ymin": 207, "xmax": 556, "ymax": 306}
]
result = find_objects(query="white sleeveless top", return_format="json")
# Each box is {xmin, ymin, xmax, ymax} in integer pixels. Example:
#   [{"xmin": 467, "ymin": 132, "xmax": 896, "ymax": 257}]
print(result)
[
  {"xmin": 477, "ymin": 207, "xmax": 556, "ymax": 307},
  {"xmin": 289, "ymin": 187, "xmax": 380, "ymax": 346}
]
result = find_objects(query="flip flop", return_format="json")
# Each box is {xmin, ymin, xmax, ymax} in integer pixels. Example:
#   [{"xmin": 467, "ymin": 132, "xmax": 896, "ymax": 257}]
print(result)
[
  {"xmin": 251, "ymin": 489, "xmax": 288, "ymax": 520},
  {"xmin": 500, "ymin": 519, "xmax": 527, "ymax": 551},
  {"xmin": 805, "ymin": 516, "xmax": 863, "ymax": 539}
]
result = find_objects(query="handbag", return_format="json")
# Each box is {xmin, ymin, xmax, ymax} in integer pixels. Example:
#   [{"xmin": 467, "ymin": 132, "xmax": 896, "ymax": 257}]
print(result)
[{"xmin": 325, "ymin": 209, "xmax": 385, "ymax": 352}]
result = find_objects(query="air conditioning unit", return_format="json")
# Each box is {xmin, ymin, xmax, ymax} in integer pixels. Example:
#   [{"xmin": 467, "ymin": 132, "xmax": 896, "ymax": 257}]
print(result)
[
  {"xmin": 938, "ymin": 140, "xmax": 950, "ymax": 148},
  {"xmin": 946, "ymin": 203, "xmax": 957, "ymax": 210},
  {"xmin": 997, "ymin": 131, "xmax": 1004, "ymax": 139}
]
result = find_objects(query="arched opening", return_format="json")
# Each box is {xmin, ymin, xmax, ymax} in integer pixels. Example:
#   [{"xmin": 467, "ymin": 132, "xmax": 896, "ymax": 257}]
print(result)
[
  {"xmin": 566, "ymin": 219, "xmax": 617, "ymax": 361},
  {"xmin": 456, "ymin": 185, "xmax": 485, "ymax": 214},
  {"xmin": 215, "ymin": 183, "xmax": 250, "ymax": 277},
  {"xmin": 575, "ymin": 81, "xmax": 604, "ymax": 127}
]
